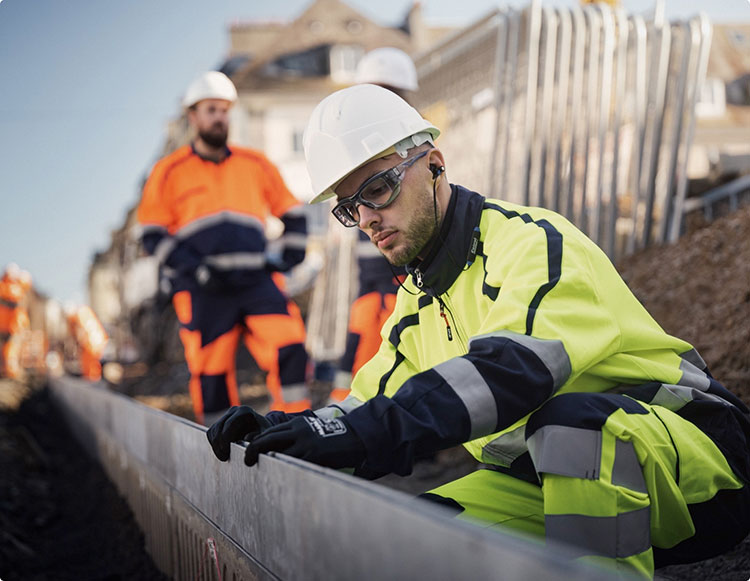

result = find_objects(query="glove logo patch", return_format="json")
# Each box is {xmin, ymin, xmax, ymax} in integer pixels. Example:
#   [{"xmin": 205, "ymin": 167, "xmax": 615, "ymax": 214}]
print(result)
[{"xmin": 304, "ymin": 416, "xmax": 347, "ymax": 438}]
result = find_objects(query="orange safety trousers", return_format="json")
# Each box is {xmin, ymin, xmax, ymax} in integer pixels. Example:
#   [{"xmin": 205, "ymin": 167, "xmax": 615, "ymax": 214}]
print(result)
[
  {"xmin": 331, "ymin": 291, "xmax": 397, "ymax": 402},
  {"xmin": 79, "ymin": 348, "xmax": 102, "ymax": 381},
  {"xmin": 173, "ymin": 273, "xmax": 309, "ymax": 424}
]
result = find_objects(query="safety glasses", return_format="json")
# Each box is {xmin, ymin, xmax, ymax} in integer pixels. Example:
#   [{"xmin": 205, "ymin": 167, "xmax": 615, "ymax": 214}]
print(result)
[{"xmin": 332, "ymin": 150, "xmax": 429, "ymax": 227}]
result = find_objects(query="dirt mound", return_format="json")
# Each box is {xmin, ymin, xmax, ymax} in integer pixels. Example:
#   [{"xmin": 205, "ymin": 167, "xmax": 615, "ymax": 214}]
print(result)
[
  {"xmin": 0, "ymin": 380, "xmax": 166, "ymax": 581},
  {"xmin": 617, "ymin": 204, "xmax": 750, "ymax": 404}
]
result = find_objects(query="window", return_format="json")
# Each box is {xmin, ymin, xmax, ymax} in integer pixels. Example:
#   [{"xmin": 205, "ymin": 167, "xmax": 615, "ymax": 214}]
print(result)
[{"xmin": 330, "ymin": 45, "xmax": 364, "ymax": 84}]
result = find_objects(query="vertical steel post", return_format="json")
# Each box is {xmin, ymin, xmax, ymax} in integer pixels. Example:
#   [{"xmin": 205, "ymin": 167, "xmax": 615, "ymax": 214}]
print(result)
[{"xmin": 669, "ymin": 14, "xmax": 712, "ymax": 243}]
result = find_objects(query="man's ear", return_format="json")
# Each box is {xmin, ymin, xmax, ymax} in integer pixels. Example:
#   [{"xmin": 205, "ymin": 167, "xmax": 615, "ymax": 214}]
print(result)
[{"xmin": 429, "ymin": 164, "xmax": 445, "ymax": 179}]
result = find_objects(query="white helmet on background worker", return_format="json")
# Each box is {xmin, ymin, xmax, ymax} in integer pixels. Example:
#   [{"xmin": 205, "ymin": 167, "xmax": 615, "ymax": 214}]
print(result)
[
  {"xmin": 4, "ymin": 262, "xmax": 21, "ymax": 280},
  {"xmin": 355, "ymin": 47, "xmax": 419, "ymax": 92},
  {"xmin": 182, "ymin": 71, "xmax": 238, "ymax": 109},
  {"xmin": 303, "ymin": 84, "xmax": 439, "ymax": 204}
]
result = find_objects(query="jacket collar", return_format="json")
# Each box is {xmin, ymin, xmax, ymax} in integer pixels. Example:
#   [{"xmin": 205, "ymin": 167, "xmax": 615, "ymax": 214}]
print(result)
[
  {"xmin": 406, "ymin": 184, "xmax": 485, "ymax": 296},
  {"xmin": 190, "ymin": 142, "xmax": 233, "ymax": 163}
]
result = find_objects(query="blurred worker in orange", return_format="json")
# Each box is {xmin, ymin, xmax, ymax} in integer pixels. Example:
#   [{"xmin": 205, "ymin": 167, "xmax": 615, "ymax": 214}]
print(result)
[
  {"xmin": 137, "ymin": 71, "xmax": 310, "ymax": 425},
  {"xmin": 0, "ymin": 263, "xmax": 31, "ymax": 379},
  {"xmin": 331, "ymin": 48, "xmax": 419, "ymax": 402},
  {"xmin": 65, "ymin": 303, "xmax": 108, "ymax": 381}
]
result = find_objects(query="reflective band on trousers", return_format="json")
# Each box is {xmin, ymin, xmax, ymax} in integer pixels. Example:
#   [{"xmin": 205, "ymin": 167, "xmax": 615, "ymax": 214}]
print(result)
[
  {"xmin": 528, "ymin": 425, "xmax": 602, "ymax": 480},
  {"xmin": 433, "ymin": 357, "xmax": 497, "ymax": 440},
  {"xmin": 281, "ymin": 383, "xmax": 308, "ymax": 402},
  {"xmin": 528, "ymin": 424, "xmax": 647, "ymax": 492},
  {"xmin": 679, "ymin": 357, "xmax": 711, "ymax": 391},
  {"xmin": 648, "ymin": 384, "xmax": 733, "ymax": 413},
  {"xmin": 469, "ymin": 330, "xmax": 572, "ymax": 391},
  {"xmin": 546, "ymin": 507, "xmax": 651, "ymax": 559}
]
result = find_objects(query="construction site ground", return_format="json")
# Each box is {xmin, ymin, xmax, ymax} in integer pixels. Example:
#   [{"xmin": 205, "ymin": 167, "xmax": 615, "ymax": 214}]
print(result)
[{"xmin": 2, "ymin": 203, "xmax": 750, "ymax": 579}]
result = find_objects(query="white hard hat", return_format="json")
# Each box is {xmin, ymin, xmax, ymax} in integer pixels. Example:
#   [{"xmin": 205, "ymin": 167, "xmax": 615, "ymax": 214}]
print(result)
[
  {"xmin": 355, "ymin": 47, "xmax": 419, "ymax": 92},
  {"xmin": 4, "ymin": 262, "xmax": 21, "ymax": 279},
  {"xmin": 182, "ymin": 71, "xmax": 238, "ymax": 109},
  {"xmin": 303, "ymin": 84, "xmax": 439, "ymax": 204}
]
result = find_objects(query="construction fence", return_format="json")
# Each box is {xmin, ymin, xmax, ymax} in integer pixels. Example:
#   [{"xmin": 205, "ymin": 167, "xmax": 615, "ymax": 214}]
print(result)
[{"xmin": 414, "ymin": 1, "xmax": 712, "ymax": 260}]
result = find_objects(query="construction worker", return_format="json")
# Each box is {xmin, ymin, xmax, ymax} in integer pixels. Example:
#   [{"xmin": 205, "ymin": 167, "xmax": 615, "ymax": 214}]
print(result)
[
  {"xmin": 65, "ymin": 304, "xmax": 108, "ymax": 381},
  {"xmin": 331, "ymin": 47, "xmax": 419, "ymax": 400},
  {"xmin": 137, "ymin": 71, "xmax": 310, "ymax": 425},
  {"xmin": 0, "ymin": 263, "xmax": 30, "ymax": 379},
  {"xmin": 207, "ymin": 85, "xmax": 750, "ymax": 578}
]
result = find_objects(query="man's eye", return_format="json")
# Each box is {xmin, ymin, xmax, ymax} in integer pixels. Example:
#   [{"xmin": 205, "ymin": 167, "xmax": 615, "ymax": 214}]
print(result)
[{"xmin": 363, "ymin": 183, "xmax": 389, "ymax": 200}]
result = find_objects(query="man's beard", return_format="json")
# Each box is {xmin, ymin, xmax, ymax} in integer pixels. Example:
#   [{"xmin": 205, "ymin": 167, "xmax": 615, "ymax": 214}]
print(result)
[
  {"xmin": 199, "ymin": 125, "xmax": 228, "ymax": 148},
  {"xmin": 384, "ymin": 201, "xmax": 437, "ymax": 266}
]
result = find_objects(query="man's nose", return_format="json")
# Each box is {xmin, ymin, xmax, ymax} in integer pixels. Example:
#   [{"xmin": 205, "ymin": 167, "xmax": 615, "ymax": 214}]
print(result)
[{"xmin": 357, "ymin": 204, "xmax": 381, "ymax": 229}]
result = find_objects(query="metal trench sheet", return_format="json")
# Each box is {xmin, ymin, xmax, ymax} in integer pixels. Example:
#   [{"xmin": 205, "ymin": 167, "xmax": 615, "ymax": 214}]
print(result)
[{"xmin": 49, "ymin": 377, "xmax": 618, "ymax": 580}]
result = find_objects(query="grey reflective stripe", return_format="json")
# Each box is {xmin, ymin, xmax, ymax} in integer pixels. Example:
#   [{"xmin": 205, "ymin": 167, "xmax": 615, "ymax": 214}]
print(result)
[
  {"xmin": 314, "ymin": 395, "xmax": 365, "ymax": 420},
  {"xmin": 175, "ymin": 210, "xmax": 265, "ymax": 239},
  {"xmin": 612, "ymin": 440, "xmax": 647, "ymax": 493},
  {"xmin": 282, "ymin": 205, "xmax": 306, "ymax": 218},
  {"xmin": 545, "ymin": 507, "xmax": 651, "ymax": 559},
  {"xmin": 333, "ymin": 370, "xmax": 352, "ymax": 389},
  {"xmin": 681, "ymin": 348, "xmax": 707, "ymax": 371},
  {"xmin": 678, "ymin": 358, "xmax": 711, "ymax": 391},
  {"xmin": 469, "ymin": 330, "xmax": 571, "ymax": 391},
  {"xmin": 528, "ymin": 425, "xmax": 601, "ymax": 480},
  {"xmin": 281, "ymin": 383, "xmax": 308, "ymax": 402},
  {"xmin": 649, "ymin": 383, "xmax": 733, "ymax": 413},
  {"xmin": 0, "ymin": 297, "xmax": 17, "ymax": 309},
  {"xmin": 433, "ymin": 357, "xmax": 497, "ymax": 440},
  {"xmin": 357, "ymin": 242, "xmax": 383, "ymax": 258},
  {"xmin": 154, "ymin": 237, "xmax": 176, "ymax": 264},
  {"xmin": 481, "ymin": 424, "xmax": 528, "ymax": 466},
  {"xmin": 280, "ymin": 232, "xmax": 307, "ymax": 249},
  {"xmin": 204, "ymin": 253, "xmax": 266, "ymax": 270}
]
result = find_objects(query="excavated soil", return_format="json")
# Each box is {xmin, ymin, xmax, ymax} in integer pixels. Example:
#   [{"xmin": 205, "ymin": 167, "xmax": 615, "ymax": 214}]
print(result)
[
  {"xmin": 1, "ymin": 205, "xmax": 750, "ymax": 579},
  {"xmin": 0, "ymin": 379, "xmax": 166, "ymax": 581}
]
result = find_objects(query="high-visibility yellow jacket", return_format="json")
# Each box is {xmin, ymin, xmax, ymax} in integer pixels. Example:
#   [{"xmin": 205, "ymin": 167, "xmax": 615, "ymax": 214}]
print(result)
[{"xmin": 330, "ymin": 185, "xmax": 749, "ymax": 479}]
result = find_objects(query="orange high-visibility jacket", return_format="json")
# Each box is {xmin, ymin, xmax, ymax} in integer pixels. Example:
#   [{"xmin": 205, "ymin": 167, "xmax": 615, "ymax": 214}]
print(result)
[
  {"xmin": 137, "ymin": 144, "xmax": 306, "ymax": 291},
  {"xmin": 0, "ymin": 276, "xmax": 25, "ymax": 336}
]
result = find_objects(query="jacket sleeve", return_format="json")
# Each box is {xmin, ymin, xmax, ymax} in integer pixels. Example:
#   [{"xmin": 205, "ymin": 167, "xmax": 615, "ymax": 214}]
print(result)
[
  {"xmin": 137, "ymin": 161, "xmax": 174, "ymax": 257},
  {"xmin": 258, "ymin": 153, "xmax": 307, "ymax": 270},
  {"xmin": 277, "ymin": 206, "xmax": 307, "ymax": 270},
  {"xmin": 136, "ymin": 159, "xmax": 203, "ymax": 275},
  {"xmin": 342, "ymin": 210, "xmax": 623, "ymax": 477}
]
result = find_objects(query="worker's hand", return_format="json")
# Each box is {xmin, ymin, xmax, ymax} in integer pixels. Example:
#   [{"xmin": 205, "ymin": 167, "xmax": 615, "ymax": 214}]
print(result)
[
  {"xmin": 244, "ymin": 416, "xmax": 365, "ymax": 469},
  {"xmin": 206, "ymin": 406, "xmax": 272, "ymax": 462}
]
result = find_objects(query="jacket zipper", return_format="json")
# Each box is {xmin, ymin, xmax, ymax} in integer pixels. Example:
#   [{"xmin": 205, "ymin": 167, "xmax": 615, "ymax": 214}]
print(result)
[{"xmin": 436, "ymin": 296, "xmax": 453, "ymax": 341}]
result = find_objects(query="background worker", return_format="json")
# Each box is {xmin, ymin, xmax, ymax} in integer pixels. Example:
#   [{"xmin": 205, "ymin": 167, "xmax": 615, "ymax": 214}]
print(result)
[
  {"xmin": 137, "ymin": 71, "xmax": 310, "ymax": 425},
  {"xmin": 65, "ymin": 303, "xmax": 108, "ymax": 381},
  {"xmin": 0, "ymin": 263, "xmax": 31, "ymax": 379},
  {"xmin": 208, "ymin": 85, "xmax": 750, "ymax": 578},
  {"xmin": 331, "ymin": 47, "xmax": 419, "ymax": 401}
]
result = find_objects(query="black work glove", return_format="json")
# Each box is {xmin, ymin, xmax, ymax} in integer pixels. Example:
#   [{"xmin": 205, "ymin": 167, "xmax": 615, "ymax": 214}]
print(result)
[
  {"xmin": 244, "ymin": 416, "xmax": 365, "ymax": 469},
  {"xmin": 207, "ymin": 405, "xmax": 272, "ymax": 461}
]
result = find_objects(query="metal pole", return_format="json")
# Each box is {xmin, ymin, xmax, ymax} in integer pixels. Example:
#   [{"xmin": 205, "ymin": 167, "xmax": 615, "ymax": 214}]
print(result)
[
  {"xmin": 550, "ymin": 8, "xmax": 572, "ymax": 214},
  {"xmin": 669, "ymin": 14, "xmax": 713, "ymax": 243},
  {"xmin": 521, "ymin": 0, "xmax": 542, "ymax": 206}
]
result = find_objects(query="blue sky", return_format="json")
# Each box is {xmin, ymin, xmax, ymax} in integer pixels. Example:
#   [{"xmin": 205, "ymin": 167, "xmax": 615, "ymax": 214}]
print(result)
[{"xmin": 1, "ymin": 0, "xmax": 748, "ymax": 304}]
